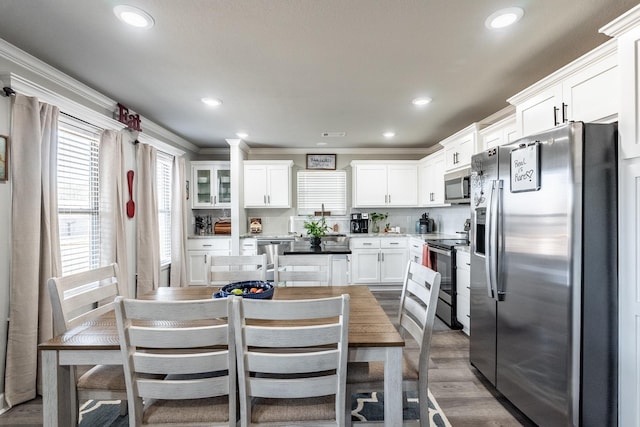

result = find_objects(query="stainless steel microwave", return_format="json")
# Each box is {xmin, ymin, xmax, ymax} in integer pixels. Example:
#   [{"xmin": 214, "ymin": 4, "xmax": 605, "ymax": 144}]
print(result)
[{"xmin": 444, "ymin": 168, "xmax": 471, "ymax": 204}]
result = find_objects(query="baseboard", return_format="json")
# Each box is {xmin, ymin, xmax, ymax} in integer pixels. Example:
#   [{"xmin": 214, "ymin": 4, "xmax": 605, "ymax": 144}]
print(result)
[{"xmin": 0, "ymin": 393, "xmax": 8, "ymax": 415}]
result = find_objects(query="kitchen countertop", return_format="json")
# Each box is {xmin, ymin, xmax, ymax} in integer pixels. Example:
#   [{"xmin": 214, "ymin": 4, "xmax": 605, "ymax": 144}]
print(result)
[
  {"xmin": 188, "ymin": 234, "xmax": 232, "ymax": 239},
  {"xmin": 283, "ymin": 241, "xmax": 351, "ymax": 255}
]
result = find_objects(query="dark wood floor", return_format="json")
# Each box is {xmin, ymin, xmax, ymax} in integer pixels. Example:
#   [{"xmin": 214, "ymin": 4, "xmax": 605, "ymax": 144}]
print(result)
[{"xmin": 0, "ymin": 288, "xmax": 534, "ymax": 426}]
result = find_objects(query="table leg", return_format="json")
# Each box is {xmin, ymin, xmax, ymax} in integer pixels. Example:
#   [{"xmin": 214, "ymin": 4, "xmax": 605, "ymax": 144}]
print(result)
[
  {"xmin": 41, "ymin": 350, "xmax": 73, "ymax": 427},
  {"xmin": 384, "ymin": 346, "xmax": 403, "ymax": 427}
]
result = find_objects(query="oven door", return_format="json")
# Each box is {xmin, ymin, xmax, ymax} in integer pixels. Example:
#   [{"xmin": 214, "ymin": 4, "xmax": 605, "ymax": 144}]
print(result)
[{"xmin": 428, "ymin": 245, "xmax": 454, "ymax": 303}]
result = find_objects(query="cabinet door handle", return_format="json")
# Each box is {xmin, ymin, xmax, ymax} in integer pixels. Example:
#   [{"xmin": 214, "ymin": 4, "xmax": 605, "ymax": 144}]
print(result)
[
  {"xmin": 214, "ymin": 195, "xmax": 217, "ymax": 204},
  {"xmin": 363, "ymin": 242, "xmax": 372, "ymax": 246},
  {"xmin": 562, "ymin": 102, "xmax": 568, "ymax": 123},
  {"xmin": 553, "ymin": 106, "xmax": 560, "ymax": 126},
  {"xmin": 202, "ymin": 244, "xmax": 212, "ymax": 247},
  {"xmin": 388, "ymin": 194, "xmax": 391, "ymax": 204},
  {"xmin": 267, "ymin": 195, "xmax": 271, "ymax": 204},
  {"xmin": 389, "ymin": 242, "xmax": 399, "ymax": 245},
  {"xmin": 204, "ymin": 254, "xmax": 207, "ymax": 263},
  {"xmin": 381, "ymin": 253, "xmax": 385, "ymax": 262},
  {"xmin": 263, "ymin": 195, "xmax": 267, "ymax": 204},
  {"xmin": 377, "ymin": 253, "xmax": 380, "ymax": 261}
]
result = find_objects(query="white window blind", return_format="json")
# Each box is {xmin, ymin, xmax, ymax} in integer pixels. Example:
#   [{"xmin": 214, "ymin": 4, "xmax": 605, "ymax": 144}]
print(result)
[
  {"xmin": 297, "ymin": 170, "xmax": 347, "ymax": 216},
  {"xmin": 57, "ymin": 115, "xmax": 102, "ymax": 275},
  {"xmin": 157, "ymin": 152, "xmax": 172, "ymax": 265}
]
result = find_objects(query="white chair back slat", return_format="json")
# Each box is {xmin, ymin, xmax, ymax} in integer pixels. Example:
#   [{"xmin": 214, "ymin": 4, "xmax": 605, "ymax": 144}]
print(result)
[
  {"xmin": 248, "ymin": 349, "xmax": 340, "ymax": 374},
  {"xmin": 274, "ymin": 254, "xmax": 333, "ymax": 286},
  {"xmin": 248, "ymin": 375, "xmax": 339, "ymax": 399},
  {"xmin": 123, "ymin": 299, "xmax": 230, "ymax": 321},
  {"xmin": 246, "ymin": 324, "xmax": 342, "ymax": 347},
  {"xmin": 137, "ymin": 376, "xmax": 230, "ymax": 400},
  {"xmin": 134, "ymin": 351, "xmax": 229, "ymax": 375},
  {"xmin": 240, "ymin": 297, "xmax": 343, "ymax": 320},
  {"xmin": 210, "ymin": 254, "xmax": 267, "ymax": 284},
  {"xmin": 129, "ymin": 325, "xmax": 227, "ymax": 349},
  {"xmin": 57, "ymin": 264, "xmax": 120, "ymax": 291},
  {"xmin": 66, "ymin": 302, "xmax": 115, "ymax": 330},
  {"xmin": 63, "ymin": 282, "xmax": 119, "ymax": 311}
]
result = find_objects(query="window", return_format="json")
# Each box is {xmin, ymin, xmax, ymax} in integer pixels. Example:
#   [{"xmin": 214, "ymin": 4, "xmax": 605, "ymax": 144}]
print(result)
[
  {"xmin": 57, "ymin": 116, "xmax": 101, "ymax": 275},
  {"xmin": 297, "ymin": 170, "xmax": 347, "ymax": 216},
  {"xmin": 157, "ymin": 152, "xmax": 172, "ymax": 265}
]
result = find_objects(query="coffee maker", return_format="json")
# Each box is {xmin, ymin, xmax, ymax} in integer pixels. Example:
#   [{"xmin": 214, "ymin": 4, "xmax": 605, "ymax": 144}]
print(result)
[{"xmin": 350, "ymin": 213, "xmax": 369, "ymax": 233}]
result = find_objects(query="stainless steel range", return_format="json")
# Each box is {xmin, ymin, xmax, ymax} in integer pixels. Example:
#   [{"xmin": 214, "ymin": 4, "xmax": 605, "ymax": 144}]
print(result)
[
  {"xmin": 255, "ymin": 236, "xmax": 295, "ymax": 281},
  {"xmin": 425, "ymin": 238, "xmax": 468, "ymax": 329}
]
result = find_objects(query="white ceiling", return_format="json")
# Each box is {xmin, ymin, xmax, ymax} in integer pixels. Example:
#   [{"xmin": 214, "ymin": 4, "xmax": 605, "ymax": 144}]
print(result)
[{"xmin": 0, "ymin": 0, "xmax": 636, "ymax": 151}]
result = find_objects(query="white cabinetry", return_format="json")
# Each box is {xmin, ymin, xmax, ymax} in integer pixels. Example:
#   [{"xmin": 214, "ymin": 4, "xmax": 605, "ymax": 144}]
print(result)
[
  {"xmin": 191, "ymin": 161, "xmax": 231, "ymax": 209},
  {"xmin": 418, "ymin": 151, "xmax": 446, "ymax": 206},
  {"xmin": 439, "ymin": 124, "xmax": 481, "ymax": 172},
  {"xmin": 187, "ymin": 238, "xmax": 231, "ymax": 285},
  {"xmin": 350, "ymin": 161, "xmax": 418, "ymax": 207},
  {"xmin": 243, "ymin": 160, "xmax": 293, "ymax": 208},
  {"xmin": 409, "ymin": 237, "xmax": 423, "ymax": 264},
  {"xmin": 240, "ymin": 238, "xmax": 257, "ymax": 256},
  {"xmin": 480, "ymin": 115, "xmax": 519, "ymax": 150},
  {"xmin": 350, "ymin": 237, "xmax": 408, "ymax": 284},
  {"xmin": 456, "ymin": 249, "xmax": 470, "ymax": 336},
  {"xmin": 601, "ymin": 8, "xmax": 640, "ymax": 426},
  {"xmin": 508, "ymin": 40, "xmax": 617, "ymax": 137}
]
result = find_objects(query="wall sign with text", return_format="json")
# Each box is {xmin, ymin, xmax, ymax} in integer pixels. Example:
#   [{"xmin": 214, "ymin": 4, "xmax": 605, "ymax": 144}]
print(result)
[
  {"xmin": 510, "ymin": 142, "xmax": 540, "ymax": 193},
  {"xmin": 306, "ymin": 154, "xmax": 336, "ymax": 170}
]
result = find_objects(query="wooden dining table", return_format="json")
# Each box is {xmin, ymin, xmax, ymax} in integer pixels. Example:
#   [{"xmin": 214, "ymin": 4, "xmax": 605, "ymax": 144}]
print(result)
[{"xmin": 39, "ymin": 285, "xmax": 405, "ymax": 426}]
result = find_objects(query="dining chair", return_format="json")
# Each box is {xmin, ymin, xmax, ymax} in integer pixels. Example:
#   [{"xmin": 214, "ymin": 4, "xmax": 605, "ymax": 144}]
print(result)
[
  {"xmin": 273, "ymin": 254, "xmax": 333, "ymax": 286},
  {"xmin": 114, "ymin": 295, "xmax": 236, "ymax": 427},
  {"xmin": 345, "ymin": 260, "xmax": 441, "ymax": 427},
  {"xmin": 210, "ymin": 254, "xmax": 267, "ymax": 285},
  {"xmin": 232, "ymin": 294, "xmax": 350, "ymax": 426},
  {"xmin": 47, "ymin": 263, "xmax": 128, "ymax": 425}
]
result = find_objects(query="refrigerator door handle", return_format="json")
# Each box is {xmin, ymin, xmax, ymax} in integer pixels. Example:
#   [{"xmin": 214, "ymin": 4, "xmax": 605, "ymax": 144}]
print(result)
[{"xmin": 485, "ymin": 179, "xmax": 502, "ymax": 300}]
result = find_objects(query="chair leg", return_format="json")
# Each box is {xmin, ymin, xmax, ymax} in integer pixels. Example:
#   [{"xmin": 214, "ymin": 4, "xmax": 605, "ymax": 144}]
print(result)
[
  {"xmin": 345, "ymin": 386, "xmax": 353, "ymax": 427},
  {"xmin": 119, "ymin": 400, "xmax": 128, "ymax": 416}
]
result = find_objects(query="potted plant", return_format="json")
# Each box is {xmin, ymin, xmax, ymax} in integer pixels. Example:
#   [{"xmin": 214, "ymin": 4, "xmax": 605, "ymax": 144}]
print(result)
[
  {"xmin": 370, "ymin": 212, "xmax": 388, "ymax": 233},
  {"xmin": 303, "ymin": 216, "xmax": 329, "ymax": 247}
]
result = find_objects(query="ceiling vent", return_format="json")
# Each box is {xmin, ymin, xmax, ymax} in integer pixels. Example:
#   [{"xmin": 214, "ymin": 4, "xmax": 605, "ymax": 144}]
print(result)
[{"xmin": 321, "ymin": 132, "xmax": 346, "ymax": 137}]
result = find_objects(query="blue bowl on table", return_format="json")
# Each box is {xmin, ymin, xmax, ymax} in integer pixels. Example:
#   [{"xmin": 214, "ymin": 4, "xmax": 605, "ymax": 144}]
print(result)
[{"xmin": 213, "ymin": 281, "xmax": 274, "ymax": 299}]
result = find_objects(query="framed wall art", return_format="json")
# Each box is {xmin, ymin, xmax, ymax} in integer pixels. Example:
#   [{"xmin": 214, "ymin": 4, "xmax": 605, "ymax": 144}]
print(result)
[
  {"xmin": 0, "ymin": 135, "xmax": 8, "ymax": 181},
  {"xmin": 306, "ymin": 153, "xmax": 336, "ymax": 170}
]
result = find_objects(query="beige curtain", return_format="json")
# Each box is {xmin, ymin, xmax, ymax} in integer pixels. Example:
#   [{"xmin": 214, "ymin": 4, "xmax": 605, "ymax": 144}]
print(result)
[
  {"xmin": 135, "ymin": 143, "xmax": 160, "ymax": 296},
  {"xmin": 4, "ymin": 95, "xmax": 61, "ymax": 407},
  {"xmin": 170, "ymin": 156, "xmax": 188, "ymax": 287},
  {"xmin": 99, "ymin": 130, "xmax": 129, "ymax": 297}
]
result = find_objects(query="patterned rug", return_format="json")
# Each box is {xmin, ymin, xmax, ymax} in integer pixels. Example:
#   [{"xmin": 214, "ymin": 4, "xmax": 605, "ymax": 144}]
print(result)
[{"xmin": 79, "ymin": 390, "xmax": 451, "ymax": 426}]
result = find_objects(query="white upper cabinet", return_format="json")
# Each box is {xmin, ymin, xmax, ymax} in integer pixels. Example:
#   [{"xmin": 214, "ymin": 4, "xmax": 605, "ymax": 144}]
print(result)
[
  {"xmin": 602, "ymin": 7, "xmax": 640, "ymax": 159},
  {"xmin": 191, "ymin": 161, "xmax": 231, "ymax": 209},
  {"xmin": 243, "ymin": 160, "xmax": 293, "ymax": 208},
  {"xmin": 418, "ymin": 150, "xmax": 447, "ymax": 206},
  {"xmin": 439, "ymin": 123, "xmax": 482, "ymax": 172},
  {"xmin": 350, "ymin": 161, "xmax": 418, "ymax": 207},
  {"xmin": 480, "ymin": 114, "xmax": 519, "ymax": 150},
  {"xmin": 508, "ymin": 40, "xmax": 618, "ymax": 137}
]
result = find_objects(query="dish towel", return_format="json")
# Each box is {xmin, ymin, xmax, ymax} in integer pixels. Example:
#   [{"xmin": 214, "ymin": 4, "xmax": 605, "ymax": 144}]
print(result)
[{"xmin": 422, "ymin": 244, "xmax": 433, "ymax": 269}]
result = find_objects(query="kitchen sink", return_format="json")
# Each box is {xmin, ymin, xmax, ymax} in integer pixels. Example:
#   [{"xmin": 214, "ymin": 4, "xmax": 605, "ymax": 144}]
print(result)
[{"xmin": 294, "ymin": 234, "xmax": 348, "ymax": 245}]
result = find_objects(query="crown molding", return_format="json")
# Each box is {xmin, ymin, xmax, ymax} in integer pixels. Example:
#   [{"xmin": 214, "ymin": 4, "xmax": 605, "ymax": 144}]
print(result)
[
  {"xmin": 600, "ymin": 4, "xmax": 640, "ymax": 37},
  {"xmin": 0, "ymin": 38, "xmax": 198, "ymax": 154},
  {"xmin": 507, "ymin": 39, "xmax": 616, "ymax": 105},
  {"xmin": 241, "ymin": 146, "xmax": 433, "ymax": 156}
]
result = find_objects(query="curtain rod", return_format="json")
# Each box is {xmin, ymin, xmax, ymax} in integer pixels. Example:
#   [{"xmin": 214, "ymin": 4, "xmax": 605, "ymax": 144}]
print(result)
[{"xmin": 2, "ymin": 86, "xmax": 16, "ymax": 97}]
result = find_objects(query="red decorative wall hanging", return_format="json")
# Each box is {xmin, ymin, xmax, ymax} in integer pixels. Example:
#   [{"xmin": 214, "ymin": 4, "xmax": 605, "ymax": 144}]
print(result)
[
  {"xmin": 126, "ymin": 170, "xmax": 135, "ymax": 218},
  {"xmin": 116, "ymin": 103, "xmax": 142, "ymax": 132}
]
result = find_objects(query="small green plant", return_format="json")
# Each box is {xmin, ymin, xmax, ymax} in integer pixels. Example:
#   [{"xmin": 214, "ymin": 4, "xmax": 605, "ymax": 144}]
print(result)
[
  {"xmin": 370, "ymin": 212, "xmax": 388, "ymax": 233},
  {"xmin": 303, "ymin": 216, "xmax": 329, "ymax": 237}
]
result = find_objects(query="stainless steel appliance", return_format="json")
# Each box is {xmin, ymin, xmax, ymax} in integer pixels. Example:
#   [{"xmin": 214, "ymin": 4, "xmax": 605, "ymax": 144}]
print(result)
[
  {"xmin": 425, "ymin": 238, "xmax": 466, "ymax": 329},
  {"xmin": 350, "ymin": 213, "xmax": 369, "ymax": 233},
  {"xmin": 470, "ymin": 122, "xmax": 618, "ymax": 427},
  {"xmin": 256, "ymin": 236, "xmax": 294, "ymax": 281},
  {"xmin": 444, "ymin": 167, "xmax": 471, "ymax": 204}
]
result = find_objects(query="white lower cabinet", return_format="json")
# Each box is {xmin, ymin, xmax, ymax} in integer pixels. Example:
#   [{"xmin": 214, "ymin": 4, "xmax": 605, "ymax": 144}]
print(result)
[
  {"xmin": 350, "ymin": 237, "xmax": 408, "ymax": 284},
  {"xmin": 456, "ymin": 249, "xmax": 470, "ymax": 336},
  {"xmin": 187, "ymin": 238, "xmax": 231, "ymax": 285}
]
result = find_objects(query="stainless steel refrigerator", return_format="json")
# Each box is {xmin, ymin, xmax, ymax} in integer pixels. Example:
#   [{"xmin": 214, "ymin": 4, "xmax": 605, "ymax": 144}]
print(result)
[{"xmin": 469, "ymin": 122, "xmax": 617, "ymax": 427}]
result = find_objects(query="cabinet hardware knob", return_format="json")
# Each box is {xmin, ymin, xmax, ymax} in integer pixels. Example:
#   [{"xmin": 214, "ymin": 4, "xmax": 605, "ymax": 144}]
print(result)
[
  {"xmin": 562, "ymin": 102, "xmax": 568, "ymax": 123},
  {"xmin": 553, "ymin": 106, "xmax": 560, "ymax": 126}
]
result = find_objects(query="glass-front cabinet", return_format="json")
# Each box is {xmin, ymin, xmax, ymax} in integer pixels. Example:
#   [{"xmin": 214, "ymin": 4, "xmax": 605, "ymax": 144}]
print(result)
[{"xmin": 191, "ymin": 161, "xmax": 231, "ymax": 209}]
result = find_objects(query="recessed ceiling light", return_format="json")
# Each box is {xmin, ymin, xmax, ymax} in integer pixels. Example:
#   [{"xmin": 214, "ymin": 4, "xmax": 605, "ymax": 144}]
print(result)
[
  {"xmin": 113, "ymin": 5, "xmax": 155, "ymax": 29},
  {"xmin": 236, "ymin": 132, "xmax": 248, "ymax": 139},
  {"xmin": 383, "ymin": 131, "xmax": 395, "ymax": 138},
  {"xmin": 412, "ymin": 97, "xmax": 432, "ymax": 106},
  {"xmin": 485, "ymin": 7, "xmax": 524, "ymax": 29},
  {"xmin": 201, "ymin": 97, "xmax": 223, "ymax": 107}
]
